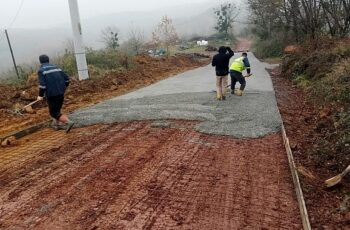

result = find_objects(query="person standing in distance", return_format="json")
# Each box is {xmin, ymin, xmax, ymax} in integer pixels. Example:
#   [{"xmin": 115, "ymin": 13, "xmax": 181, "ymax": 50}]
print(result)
[
  {"xmin": 229, "ymin": 52, "xmax": 252, "ymax": 96},
  {"xmin": 212, "ymin": 46, "xmax": 234, "ymax": 100},
  {"xmin": 37, "ymin": 54, "xmax": 75, "ymax": 133}
]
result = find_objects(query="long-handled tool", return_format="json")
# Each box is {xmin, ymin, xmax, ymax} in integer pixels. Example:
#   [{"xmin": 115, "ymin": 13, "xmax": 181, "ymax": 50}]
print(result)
[
  {"xmin": 325, "ymin": 165, "xmax": 350, "ymax": 188},
  {"xmin": 13, "ymin": 99, "xmax": 40, "ymax": 115}
]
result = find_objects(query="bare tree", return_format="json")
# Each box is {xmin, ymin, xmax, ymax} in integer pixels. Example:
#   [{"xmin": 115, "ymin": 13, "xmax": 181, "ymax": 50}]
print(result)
[
  {"xmin": 320, "ymin": 0, "xmax": 350, "ymax": 37},
  {"xmin": 152, "ymin": 15, "xmax": 179, "ymax": 56},
  {"xmin": 127, "ymin": 26, "xmax": 145, "ymax": 55},
  {"xmin": 101, "ymin": 26, "xmax": 120, "ymax": 50}
]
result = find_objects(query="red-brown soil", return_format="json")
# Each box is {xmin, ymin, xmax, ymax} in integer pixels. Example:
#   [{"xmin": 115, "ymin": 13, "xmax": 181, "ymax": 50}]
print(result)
[
  {"xmin": 0, "ymin": 55, "xmax": 208, "ymax": 137},
  {"xmin": 235, "ymin": 38, "xmax": 252, "ymax": 52},
  {"xmin": 0, "ymin": 120, "xmax": 301, "ymax": 229},
  {"xmin": 270, "ymin": 67, "xmax": 350, "ymax": 229}
]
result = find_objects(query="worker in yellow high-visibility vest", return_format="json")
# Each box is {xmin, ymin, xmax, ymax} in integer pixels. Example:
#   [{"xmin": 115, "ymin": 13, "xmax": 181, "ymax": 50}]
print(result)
[{"xmin": 229, "ymin": 52, "xmax": 252, "ymax": 96}]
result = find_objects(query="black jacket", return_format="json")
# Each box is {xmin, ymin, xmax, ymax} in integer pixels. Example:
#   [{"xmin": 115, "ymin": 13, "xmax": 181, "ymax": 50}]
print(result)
[{"xmin": 212, "ymin": 47, "xmax": 234, "ymax": 76}]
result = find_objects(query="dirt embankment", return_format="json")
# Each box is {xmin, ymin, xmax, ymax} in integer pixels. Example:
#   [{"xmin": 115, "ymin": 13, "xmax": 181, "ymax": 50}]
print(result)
[
  {"xmin": 0, "ymin": 55, "xmax": 209, "ymax": 137},
  {"xmin": 270, "ymin": 66, "xmax": 350, "ymax": 229}
]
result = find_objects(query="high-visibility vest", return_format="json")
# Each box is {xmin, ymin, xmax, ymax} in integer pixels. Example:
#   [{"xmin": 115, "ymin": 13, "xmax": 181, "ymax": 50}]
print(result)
[{"xmin": 230, "ymin": 57, "xmax": 245, "ymax": 73}]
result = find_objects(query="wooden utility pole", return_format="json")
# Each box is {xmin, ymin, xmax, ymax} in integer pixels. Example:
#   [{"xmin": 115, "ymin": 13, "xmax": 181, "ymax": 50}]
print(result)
[{"xmin": 5, "ymin": 29, "xmax": 20, "ymax": 79}]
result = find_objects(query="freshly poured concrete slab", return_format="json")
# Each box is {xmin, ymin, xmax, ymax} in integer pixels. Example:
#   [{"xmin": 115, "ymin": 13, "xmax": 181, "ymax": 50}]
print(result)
[{"xmin": 71, "ymin": 52, "xmax": 281, "ymax": 138}]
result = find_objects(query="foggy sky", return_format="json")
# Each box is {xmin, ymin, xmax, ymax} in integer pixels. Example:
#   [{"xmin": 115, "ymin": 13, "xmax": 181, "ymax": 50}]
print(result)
[{"xmin": 0, "ymin": 0, "xmax": 221, "ymax": 29}]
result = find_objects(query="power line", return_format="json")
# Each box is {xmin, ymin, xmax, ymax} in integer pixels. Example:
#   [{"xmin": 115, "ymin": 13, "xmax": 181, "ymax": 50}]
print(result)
[
  {"xmin": 8, "ymin": 0, "xmax": 25, "ymax": 28},
  {"xmin": 0, "ymin": 0, "xmax": 25, "ymax": 42}
]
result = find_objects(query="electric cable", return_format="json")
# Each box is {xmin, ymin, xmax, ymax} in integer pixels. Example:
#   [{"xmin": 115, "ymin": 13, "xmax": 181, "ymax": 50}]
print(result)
[{"xmin": 0, "ymin": 0, "xmax": 25, "ymax": 42}]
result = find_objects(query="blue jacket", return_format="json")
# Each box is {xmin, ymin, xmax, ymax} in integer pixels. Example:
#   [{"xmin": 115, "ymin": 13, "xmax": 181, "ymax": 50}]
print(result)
[{"xmin": 38, "ymin": 63, "xmax": 70, "ymax": 97}]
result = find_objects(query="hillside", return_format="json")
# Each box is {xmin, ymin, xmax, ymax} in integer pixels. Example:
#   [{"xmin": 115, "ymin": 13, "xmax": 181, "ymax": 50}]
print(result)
[{"xmin": 0, "ymin": 0, "xmax": 248, "ymax": 76}]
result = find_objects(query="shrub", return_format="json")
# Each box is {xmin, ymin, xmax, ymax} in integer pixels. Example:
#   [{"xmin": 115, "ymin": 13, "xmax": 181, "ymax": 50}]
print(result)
[
  {"xmin": 86, "ymin": 48, "xmax": 135, "ymax": 71},
  {"xmin": 253, "ymin": 37, "xmax": 284, "ymax": 59}
]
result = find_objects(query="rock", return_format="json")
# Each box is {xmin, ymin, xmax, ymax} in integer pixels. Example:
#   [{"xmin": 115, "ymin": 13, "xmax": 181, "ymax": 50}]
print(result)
[
  {"xmin": 290, "ymin": 142, "xmax": 298, "ymax": 150},
  {"xmin": 20, "ymin": 91, "xmax": 32, "ymax": 100},
  {"xmin": 24, "ymin": 105, "xmax": 35, "ymax": 114},
  {"xmin": 1, "ymin": 136, "xmax": 17, "ymax": 147}
]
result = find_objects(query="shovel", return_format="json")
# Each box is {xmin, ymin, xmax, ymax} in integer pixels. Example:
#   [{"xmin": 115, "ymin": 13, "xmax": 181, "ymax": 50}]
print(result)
[
  {"xmin": 325, "ymin": 165, "xmax": 350, "ymax": 188},
  {"xmin": 13, "ymin": 99, "xmax": 40, "ymax": 115}
]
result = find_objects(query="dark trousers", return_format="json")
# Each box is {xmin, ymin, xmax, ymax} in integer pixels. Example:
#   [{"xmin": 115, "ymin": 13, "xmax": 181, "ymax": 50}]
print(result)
[
  {"xmin": 230, "ymin": 70, "xmax": 246, "ymax": 91},
  {"xmin": 47, "ymin": 95, "xmax": 64, "ymax": 120}
]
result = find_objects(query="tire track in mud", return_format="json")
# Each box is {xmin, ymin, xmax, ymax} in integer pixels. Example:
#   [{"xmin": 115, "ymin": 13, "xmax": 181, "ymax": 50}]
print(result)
[
  {"xmin": 0, "ymin": 122, "xmax": 144, "ymax": 228},
  {"xmin": 0, "ymin": 121, "xmax": 302, "ymax": 229}
]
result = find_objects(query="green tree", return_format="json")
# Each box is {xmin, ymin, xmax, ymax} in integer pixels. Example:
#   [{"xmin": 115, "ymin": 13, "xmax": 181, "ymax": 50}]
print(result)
[
  {"xmin": 214, "ymin": 2, "xmax": 239, "ymax": 40},
  {"xmin": 101, "ymin": 26, "xmax": 120, "ymax": 50}
]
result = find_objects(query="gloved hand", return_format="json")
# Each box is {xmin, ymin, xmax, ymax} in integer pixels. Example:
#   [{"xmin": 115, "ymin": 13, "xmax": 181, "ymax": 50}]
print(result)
[
  {"xmin": 245, "ymin": 73, "xmax": 253, "ymax": 78},
  {"xmin": 37, "ymin": 96, "xmax": 44, "ymax": 101}
]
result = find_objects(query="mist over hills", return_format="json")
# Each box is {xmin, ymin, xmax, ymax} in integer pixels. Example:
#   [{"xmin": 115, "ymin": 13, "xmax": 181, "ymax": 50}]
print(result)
[{"xmin": 0, "ymin": 0, "xmax": 248, "ymax": 75}]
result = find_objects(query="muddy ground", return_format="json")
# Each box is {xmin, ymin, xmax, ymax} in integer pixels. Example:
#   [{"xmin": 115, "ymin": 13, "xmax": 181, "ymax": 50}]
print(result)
[
  {"xmin": 0, "ymin": 55, "xmax": 208, "ymax": 137},
  {"xmin": 270, "ymin": 67, "xmax": 350, "ymax": 229},
  {"xmin": 0, "ymin": 120, "xmax": 301, "ymax": 229}
]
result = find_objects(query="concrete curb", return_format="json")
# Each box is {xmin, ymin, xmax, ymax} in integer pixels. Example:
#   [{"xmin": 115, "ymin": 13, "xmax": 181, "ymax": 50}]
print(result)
[{"xmin": 282, "ymin": 124, "xmax": 312, "ymax": 230}]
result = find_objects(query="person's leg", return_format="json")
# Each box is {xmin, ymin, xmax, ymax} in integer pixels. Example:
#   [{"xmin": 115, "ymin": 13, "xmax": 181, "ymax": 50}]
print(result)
[
  {"xmin": 230, "ymin": 72, "xmax": 238, "ymax": 93},
  {"xmin": 48, "ymin": 95, "xmax": 74, "ymax": 133},
  {"xmin": 238, "ymin": 74, "xmax": 246, "ymax": 91},
  {"xmin": 47, "ymin": 96, "xmax": 62, "ymax": 129},
  {"xmin": 222, "ymin": 75, "xmax": 228, "ymax": 99},
  {"xmin": 234, "ymin": 73, "xmax": 246, "ymax": 96},
  {"xmin": 216, "ymin": 76, "xmax": 222, "ymax": 100}
]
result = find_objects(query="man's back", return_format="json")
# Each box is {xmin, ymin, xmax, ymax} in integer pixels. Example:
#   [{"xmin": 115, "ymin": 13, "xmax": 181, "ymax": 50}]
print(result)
[
  {"xmin": 38, "ymin": 64, "xmax": 69, "ymax": 97},
  {"xmin": 212, "ymin": 47, "xmax": 234, "ymax": 76}
]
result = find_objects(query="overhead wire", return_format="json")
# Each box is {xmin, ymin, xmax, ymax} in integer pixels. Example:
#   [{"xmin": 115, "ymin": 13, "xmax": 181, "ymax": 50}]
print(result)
[{"xmin": 0, "ymin": 0, "xmax": 25, "ymax": 42}]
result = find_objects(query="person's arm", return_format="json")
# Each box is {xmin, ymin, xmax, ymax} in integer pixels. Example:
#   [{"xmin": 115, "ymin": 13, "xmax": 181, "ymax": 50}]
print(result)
[
  {"xmin": 62, "ymin": 71, "xmax": 70, "ymax": 87},
  {"xmin": 243, "ymin": 57, "xmax": 251, "ymax": 74},
  {"xmin": 38, "ymin": 70, "xmax": 46, "ymax": 98},
  {"xmin": 226, "ymin": 47, "xmax": 234, "ymax": 58},
  {"xmin": 212, "ymin": 55, "xmax": 217, "ymax": 67}
]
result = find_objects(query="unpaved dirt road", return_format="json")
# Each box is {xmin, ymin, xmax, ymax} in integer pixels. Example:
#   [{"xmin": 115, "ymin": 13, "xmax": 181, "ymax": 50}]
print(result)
[
  {"xmin": 0, "ymin": 121, "xmax": 301, "ymax": 229},
  {"xmin": 0, "ymin": 39, "xmax": 303, "ymax": 229}
]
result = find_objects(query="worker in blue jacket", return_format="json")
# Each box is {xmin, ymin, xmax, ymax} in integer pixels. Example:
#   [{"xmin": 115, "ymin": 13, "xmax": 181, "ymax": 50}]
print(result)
[{"xmin": 37, "ymin": 54, "xmax": 74, "ymax": 133}]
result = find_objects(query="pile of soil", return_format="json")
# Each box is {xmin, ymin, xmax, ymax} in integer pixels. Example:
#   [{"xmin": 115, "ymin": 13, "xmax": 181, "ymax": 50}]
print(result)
[
  {"xmin": 270, "ymin": 67, "xmax": 350, "ymax": 229},
  {"xmin": 0, "ymin": 55, "xmax": 209, "ymax": 136}
]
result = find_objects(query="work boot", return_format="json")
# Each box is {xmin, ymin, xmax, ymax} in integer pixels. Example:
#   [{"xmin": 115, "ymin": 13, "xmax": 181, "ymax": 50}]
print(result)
[
  {"xmin": 235, "ymin": 89, "xmax": 243, "ymax": 96},
  {"xmin": 65, "ymin": 120, "xmax": 75, "ymax": 134},
  {"xmin": 50, "ymin": 120, "xmax": 59, "ymax": 130}
]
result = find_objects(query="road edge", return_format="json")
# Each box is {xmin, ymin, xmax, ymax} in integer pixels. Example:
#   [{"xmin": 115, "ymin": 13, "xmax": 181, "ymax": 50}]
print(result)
[
  {"xmin": 281, "ymin": 124, "xmax": 312, "ymax": 230},
  {"xmin": 0, "ymin": 121, "xmax": 49, "ymax": 143}
]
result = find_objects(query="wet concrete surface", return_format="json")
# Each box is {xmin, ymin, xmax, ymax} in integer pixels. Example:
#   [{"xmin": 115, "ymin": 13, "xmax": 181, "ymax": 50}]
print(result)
[{"xmin": 71, "ymin": 52, "xmax": 281, "ymax": 138}]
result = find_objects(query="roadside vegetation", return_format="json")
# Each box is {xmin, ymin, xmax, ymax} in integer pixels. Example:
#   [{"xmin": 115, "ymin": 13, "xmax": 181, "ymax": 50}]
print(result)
[{"xmin": 248, "ymin": 0, "xmax": 349, "ymax": 228}]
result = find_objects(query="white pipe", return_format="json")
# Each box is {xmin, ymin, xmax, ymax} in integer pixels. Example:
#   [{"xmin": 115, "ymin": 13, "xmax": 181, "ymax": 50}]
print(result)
[{"xmin": 68, "ymin": 0, "xmax": 89, "ymax": 80}]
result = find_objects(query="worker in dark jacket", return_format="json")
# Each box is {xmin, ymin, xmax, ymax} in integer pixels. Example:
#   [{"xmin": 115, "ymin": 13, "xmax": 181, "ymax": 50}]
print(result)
[
  {"xmin": 229, "ymin": 52, "xmax": 252, "ymax": 96},
  {"xmin": 37, "ymin": 54, "xmax": 74, "ymax": 133},
  {"xmin": 212, "ymin": 46, "xmax": 234, "ymax": 100}
]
